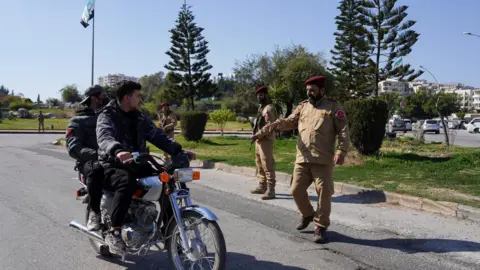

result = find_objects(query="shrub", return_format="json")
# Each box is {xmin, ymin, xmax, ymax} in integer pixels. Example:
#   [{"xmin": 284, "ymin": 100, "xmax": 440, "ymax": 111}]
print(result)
[
  {"xmin": 344, "ymin": 98, "xmax": 389, "ymax": 155},
  {"xmin": 180, "ymin": 111, "xmax": 208, "ymax": 141},
  {"xmin": 209, "ymin": 109, "xmax": 236, "ymax": 135}
]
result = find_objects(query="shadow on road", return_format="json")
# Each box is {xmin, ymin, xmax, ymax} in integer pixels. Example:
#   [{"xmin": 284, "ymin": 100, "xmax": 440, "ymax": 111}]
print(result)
[
  {"xmin": 275, "ymin": 191, "xmax": 388, "ymax": 204},
  {"xmin": 324, "ymin": 231, "xmax": 480, "ymax": 254},
  {"xmin": 96, "ymin": 251, "xmax": 307, "ymax": 269}
]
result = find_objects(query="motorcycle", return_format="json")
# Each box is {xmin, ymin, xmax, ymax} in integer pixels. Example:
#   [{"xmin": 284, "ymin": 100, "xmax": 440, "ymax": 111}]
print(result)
[{"xmin": 69, "ymin": 152, "xmax": 227, "ymax": 269}]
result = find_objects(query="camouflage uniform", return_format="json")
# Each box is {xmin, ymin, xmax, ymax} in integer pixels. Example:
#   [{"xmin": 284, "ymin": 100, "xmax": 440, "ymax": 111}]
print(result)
[{"xmin": 158, "ymin": 110, "xmax": 177, "ymax": 163}]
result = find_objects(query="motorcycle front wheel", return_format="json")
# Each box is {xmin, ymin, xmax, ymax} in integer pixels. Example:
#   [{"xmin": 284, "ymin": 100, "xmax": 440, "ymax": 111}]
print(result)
[{"xmin": 165, "ymin": 211, "xmax": 226, "ymax": 270}]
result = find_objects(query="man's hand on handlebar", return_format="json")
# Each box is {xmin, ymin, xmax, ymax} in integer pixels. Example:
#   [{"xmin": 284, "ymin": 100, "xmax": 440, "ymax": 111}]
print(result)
[{"xmin": 116, "ymin": 151, "xmax": 133, "ymax": 164}]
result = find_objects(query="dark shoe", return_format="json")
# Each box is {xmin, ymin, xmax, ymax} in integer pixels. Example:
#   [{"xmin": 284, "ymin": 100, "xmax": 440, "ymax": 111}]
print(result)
[
  {"xmin": 313, "ymin": 227, "xmax": 327, "ymax": 244},
  {"xmin": 261, "ymin": 185, "xmax": 276, "ymax": 200},
  {"xmin": 105, "ymin": 230, "xmax": 126, "ymax": 254},
  {"xmin": 296, "ymin": 215, "xmax": 314, "ymax": 230},
  {"xmin": 251, "ymin": 185, "xmax": 267, "ymax": 194}
]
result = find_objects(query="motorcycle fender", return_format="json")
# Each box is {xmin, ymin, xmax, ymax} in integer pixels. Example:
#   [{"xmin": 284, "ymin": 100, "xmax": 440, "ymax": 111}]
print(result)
[{"xmin": 183, "ymin": 206, "xmax": 218, "ymax": 221}]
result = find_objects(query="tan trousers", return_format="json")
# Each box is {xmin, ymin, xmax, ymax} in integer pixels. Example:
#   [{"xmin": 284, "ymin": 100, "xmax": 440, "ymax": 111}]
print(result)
[
  {"xmin": 290, "ymin": 163, "xmax": 335, "ymax": 229},
  {"xmin": 255, "ymin": 140, "xmax": 276, "ymax": 186}
]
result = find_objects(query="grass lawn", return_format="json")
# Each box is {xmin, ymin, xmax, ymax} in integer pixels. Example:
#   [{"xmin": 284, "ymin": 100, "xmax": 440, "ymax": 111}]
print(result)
[
  {"xmin": 1, "ymin": 118, "xmax": 251, "ymax": 132},
  {"xmin": 0, "ymin": 118, "xmax": 69, "ymax": 130},
  {"xmin": 174, "ymin": 121, "xmax": 252, "ymax": 131},
  {"xmin": 148, "ymin": 135, "xmax": 480, "ymax": 207}
]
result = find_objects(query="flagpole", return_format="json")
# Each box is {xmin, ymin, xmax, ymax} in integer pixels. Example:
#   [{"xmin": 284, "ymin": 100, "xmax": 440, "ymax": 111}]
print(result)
[{"xmin": 91, "ymin": 14, "xmax": 95, "ymax": 85}]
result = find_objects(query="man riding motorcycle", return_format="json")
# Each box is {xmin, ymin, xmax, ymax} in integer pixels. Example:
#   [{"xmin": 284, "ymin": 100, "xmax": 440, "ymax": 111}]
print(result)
[
  {"xmin": 66, "ymin": 85, "xmax": 109, "ymax": 231},
  {"xmin": 96, "ymin": 80, "xmax": 195, "ymax": 254}
]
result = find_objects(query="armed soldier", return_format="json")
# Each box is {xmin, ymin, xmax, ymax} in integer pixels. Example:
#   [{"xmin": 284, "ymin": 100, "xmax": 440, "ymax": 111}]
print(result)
[
  {"xmin": 157, "ymin": 102, "xmax": 177, "ymax": 164},
  {"xmin": 250, "ymin": 86, "xmax": 278, "ymax": 200},
  {"xmin": 252, "ymin": 76, "xmax": 350, "ymax": 243}
]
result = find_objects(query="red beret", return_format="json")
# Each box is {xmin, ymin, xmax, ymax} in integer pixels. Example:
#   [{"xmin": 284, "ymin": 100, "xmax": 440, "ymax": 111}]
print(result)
[
  {"xmin": 304, "ymin": 76, "xmax": 327, "ymax": 87},
  {"xmin": 255, "ymin": 86, "xmax": 268, "ymax": 94},
  {"xmin": 160, "ymin": 102, "xmax": 169, "ymax": 107}
]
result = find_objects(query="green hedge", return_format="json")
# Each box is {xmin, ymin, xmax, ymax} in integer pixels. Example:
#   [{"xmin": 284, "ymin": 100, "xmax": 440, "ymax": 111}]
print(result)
[
  {"xmin": 180, "ymin": 111, "xmax": 208, "ymax": 142},
  {"xmin": 344, "ymin": 98, "xmax": 389, "ymax": 155}
]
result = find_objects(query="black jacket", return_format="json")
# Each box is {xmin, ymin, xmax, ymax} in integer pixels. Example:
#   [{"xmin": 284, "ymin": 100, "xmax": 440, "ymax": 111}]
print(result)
[
  {"xmin": 66, "ymin": 108, "xmax": 98, "ymax": 164},
  {"xmin": 96, "ymin": 100, "xmax": 182, "ymax": 168}
]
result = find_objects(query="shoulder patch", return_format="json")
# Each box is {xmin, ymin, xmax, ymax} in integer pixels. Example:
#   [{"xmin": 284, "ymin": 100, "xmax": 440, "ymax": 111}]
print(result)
[
  {"xmin": 66, "ymin": 128, "xmax": 74, "ymax": 139},
  {"xmin": 335, "ymin": 109, "xmax": 345, "ymax": 120},
  {"xmin": 327, "ymin": 98, "xmax": 337, "ymax": 102}
]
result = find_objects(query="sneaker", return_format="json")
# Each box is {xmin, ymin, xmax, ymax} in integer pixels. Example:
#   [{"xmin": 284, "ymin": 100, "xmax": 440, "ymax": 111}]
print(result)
[
  {"xmin": 86, "ymin": 211, "xmax": 101, "ymax": 231},
  {"xmin": 105, "ymin": 230, "xmax": 126, "ymax": 254}
]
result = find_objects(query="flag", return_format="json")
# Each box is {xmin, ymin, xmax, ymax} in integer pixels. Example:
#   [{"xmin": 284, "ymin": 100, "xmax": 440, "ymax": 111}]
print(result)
[
  {"xmin": 80, "ymin": 0, "xmax": 95, "ymax": 28},
  {"xmin": 393, "ymin": 57, "xmax": 403, "ymax": 69}
]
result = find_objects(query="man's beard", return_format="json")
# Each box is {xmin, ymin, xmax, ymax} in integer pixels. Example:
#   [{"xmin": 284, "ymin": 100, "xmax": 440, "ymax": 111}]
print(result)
[{"xmin": 308, "ymin": 94, "xmax": 321, "ymax": 105}]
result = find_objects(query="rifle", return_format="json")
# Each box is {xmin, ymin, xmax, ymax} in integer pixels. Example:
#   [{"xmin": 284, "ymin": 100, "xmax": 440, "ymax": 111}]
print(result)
[{"xmin": 249, "ymin": 139, "xmax": 254, "ymax": 151}]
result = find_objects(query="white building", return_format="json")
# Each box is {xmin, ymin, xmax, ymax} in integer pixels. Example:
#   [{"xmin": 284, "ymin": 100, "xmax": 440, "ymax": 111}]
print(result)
[
  {"xmin": 378, "ymin": 79, "xmax": 413, "ymax": 96},
  {"xmin": 444, "ymin": 89, "xmax": 475, "ymax": 111},
  {"xmin": 98, "ymin": 73, "xmax": 139, "ymax": 87},
  {"xmin": 473, "ymin": 89, "xmax": 480, "ymax": 112}
]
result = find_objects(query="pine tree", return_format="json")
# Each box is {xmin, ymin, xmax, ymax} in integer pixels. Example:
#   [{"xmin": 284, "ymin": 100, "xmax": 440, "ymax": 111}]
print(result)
[
  {"xmin": 164, "ymin": 4, "xmax": 215, "ymax": 110},
  {"xmin": 37, "ymin": 94, "xmax": 41, "ymax": 104},
  {"xmin": 329, "ymin": 0, "xmax": 373, "ymax": 100},
  {"xmin": 359, "ymin": 0, "xmax": 423, "ymax": 96}
]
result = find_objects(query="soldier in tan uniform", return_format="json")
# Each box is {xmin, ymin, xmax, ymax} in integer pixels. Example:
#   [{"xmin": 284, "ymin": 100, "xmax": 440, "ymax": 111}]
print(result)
[
  {"xmin": 250, "ymin": 86, "xmax": 278, "ymax": 200},
  {"xmin": 252, "ymin": 76, "xmax": 350, "ymax": 243},
  {"xmin": 157, "ymin": 102, "xmax": 178, "ymax": 163}
]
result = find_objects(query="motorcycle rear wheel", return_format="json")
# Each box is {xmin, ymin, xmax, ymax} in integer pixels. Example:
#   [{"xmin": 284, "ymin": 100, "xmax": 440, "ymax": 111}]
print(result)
[{"xmin": 165, "ymin": 211, "xmax": 226, "ymax": 270}]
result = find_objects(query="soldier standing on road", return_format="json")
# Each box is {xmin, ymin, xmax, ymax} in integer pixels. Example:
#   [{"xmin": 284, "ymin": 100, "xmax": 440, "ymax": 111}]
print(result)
[
  {"xmin": 252, "ymin": 76, "xmax": 350, "ymax": 243},
  {"xmin": 38, "ymin": 111, "xmax": 45, "ymax": 132},
  {"xmin": 157, "ymin": 102, "xmax": 177, "ymax": 164},
  {"xmin": 251, "ymin": 86, "xmax": 278, "ymax": 200}
]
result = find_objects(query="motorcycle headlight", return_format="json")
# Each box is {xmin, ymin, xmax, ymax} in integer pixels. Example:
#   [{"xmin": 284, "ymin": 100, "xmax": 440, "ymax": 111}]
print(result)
[{"xmin": 174, "ymin": 168, "xmax": 200, "ymax": 183}]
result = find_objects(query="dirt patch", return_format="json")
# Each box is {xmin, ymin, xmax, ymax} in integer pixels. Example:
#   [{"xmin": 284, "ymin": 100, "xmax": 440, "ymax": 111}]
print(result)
[{"xmin": 344, "ymin": 155, "xmax": 364, "ymax": 166}]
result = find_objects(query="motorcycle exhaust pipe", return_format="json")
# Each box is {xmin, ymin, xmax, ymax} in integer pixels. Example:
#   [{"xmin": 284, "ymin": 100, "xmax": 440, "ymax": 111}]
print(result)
[{"xmin": 69, "ymin": 220, "xmax": 106, "ymax": 244}]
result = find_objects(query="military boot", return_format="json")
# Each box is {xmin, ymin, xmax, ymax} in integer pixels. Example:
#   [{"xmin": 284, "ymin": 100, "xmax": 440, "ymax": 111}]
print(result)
[
  {"xmin": 296, "ymin": 215, "xmax": 314, "ymax": 230},
  {"xmin": 261, "ymin": 184, "xmax": 276, "ymax": 200},
  {"xmin": 313, "ymin": 227, "xmax": 327, "ymax": 244},
  {"xmin": 250, "ymin": 183, "xmax": 267, "ymax": 194}
]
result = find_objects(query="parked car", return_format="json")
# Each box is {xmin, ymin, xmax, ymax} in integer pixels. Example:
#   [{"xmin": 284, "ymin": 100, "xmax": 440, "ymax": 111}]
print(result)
[
  {"xmin": 422, "ymin": 119, "xmax": 440, "ymax": 134},
  {"xmin": 466, "ymin": 118, "xmax": 480, "ymax": 134},
  {"xmin": 403, "ymin": 119, "xmax": 412, "ymax": 131},
  {"xmin": 387, "ymin": 118, "xmax": 405, "ymax": 132},
  {"xmin": 448, "ymin": 119, "xmax": 467, "ymax": 130}
]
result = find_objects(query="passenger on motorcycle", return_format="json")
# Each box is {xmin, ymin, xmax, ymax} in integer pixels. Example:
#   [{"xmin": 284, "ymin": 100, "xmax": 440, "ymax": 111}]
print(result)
[
  {"xmin": 96, "ymin": 80, "xmax": 195, "ymax": 254},
  {"xmin": 66, "ymin": 85, "xmax": 109, "ymax": 231}
]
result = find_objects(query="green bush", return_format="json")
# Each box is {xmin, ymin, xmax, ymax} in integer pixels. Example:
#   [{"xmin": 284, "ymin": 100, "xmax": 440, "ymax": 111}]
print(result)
[
  {"xmin": 180, "ymin": 111, "xmax": 208, "ymax": 141},
  {"xmin": 344, "ymin": 98, "xmax": 389, "ymax": 155},
  {"xmin": 209, "ymin": 109, "xmax": 236, "ymax": 135}
]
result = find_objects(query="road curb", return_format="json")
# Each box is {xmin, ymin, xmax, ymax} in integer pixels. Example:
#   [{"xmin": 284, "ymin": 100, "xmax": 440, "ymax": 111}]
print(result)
[
  {"xmin": 189, "ymin": 158, "xmax": 480, "ymax": 223},
  {"xmin": 53, "ymin": 139, "xmax": 480, "ymax": 223}
]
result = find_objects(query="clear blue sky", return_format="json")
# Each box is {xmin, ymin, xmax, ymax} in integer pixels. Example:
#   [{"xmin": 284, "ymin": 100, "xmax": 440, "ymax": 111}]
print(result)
[{"xmin": 1, "ymin": 0, "xmax": 479, "ymax": 101}]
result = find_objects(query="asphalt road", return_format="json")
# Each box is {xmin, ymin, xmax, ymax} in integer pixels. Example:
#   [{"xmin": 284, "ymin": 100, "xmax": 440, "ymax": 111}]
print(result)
[
  {"xmin": 1, "ymin": 134, "xmax": 480, "ymax": 270},
  {"xmin": 396, "ymin": 129, "xmax": 480, "ymax": 147}
]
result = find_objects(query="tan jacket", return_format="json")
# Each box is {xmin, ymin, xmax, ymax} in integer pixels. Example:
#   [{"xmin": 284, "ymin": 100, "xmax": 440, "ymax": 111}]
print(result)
[
  {"xmin": 158, "ymin": 111, "xmax": 177, "ymax": 136},
  {"xmin": 254, "ymin": 103, "xmax": 278, "ymax": 141},
  {"xmin": 256, "ymin": 97, "xmax": 350, "ymax": 165}
]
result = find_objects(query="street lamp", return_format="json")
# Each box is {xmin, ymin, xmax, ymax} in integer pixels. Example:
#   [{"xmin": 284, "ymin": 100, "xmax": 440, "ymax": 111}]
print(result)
[
  {"xmin": 463, "ymin": 32, "xmax": 480, "ymax": 38},
  {"xmin": 418, "ymin": 65, "xmax": 450, "ymax": 146}
]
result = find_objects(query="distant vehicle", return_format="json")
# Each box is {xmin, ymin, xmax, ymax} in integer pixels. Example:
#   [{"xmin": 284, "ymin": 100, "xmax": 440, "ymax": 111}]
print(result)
[
  {"xmin": 448, "ymin": 120, "xmax": 467, "ymax": 130},
  {"xmin": 403, "ymin": 119, "xmax": 412, "ymax": 131},
  {"xmin": 422, "ymin": 120, "xmax": 440, "ymax": 134},
  {"xmin": 466, "ymin": 118, "xmax": 480, "ymax": 134},
  {"xmin": 387, "ymin": 118, "xmax": 405, "ymax": 132}
]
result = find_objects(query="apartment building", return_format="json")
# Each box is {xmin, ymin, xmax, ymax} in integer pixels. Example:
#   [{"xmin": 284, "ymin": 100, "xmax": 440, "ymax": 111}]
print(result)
[
  {"xmin": 378, "ymin": 79, "xmax": 413, "ymax": 96},
  {"xmin": 98, "ymin": 73, "xmax": 139, "ymax": 87}
]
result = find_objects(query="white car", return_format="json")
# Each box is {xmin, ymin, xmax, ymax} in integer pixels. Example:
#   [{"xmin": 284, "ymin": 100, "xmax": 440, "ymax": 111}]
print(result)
[
  {"xmin": 466, "ymin": 118, "xmax": 480, "ymax": 134},
  {"xmin": 403, "ymin": 119, "xmax": 412, "ymax": 131},
  {"xmin": 422, "ymin": 120, "xmax": 440, "ymax": 134}
]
